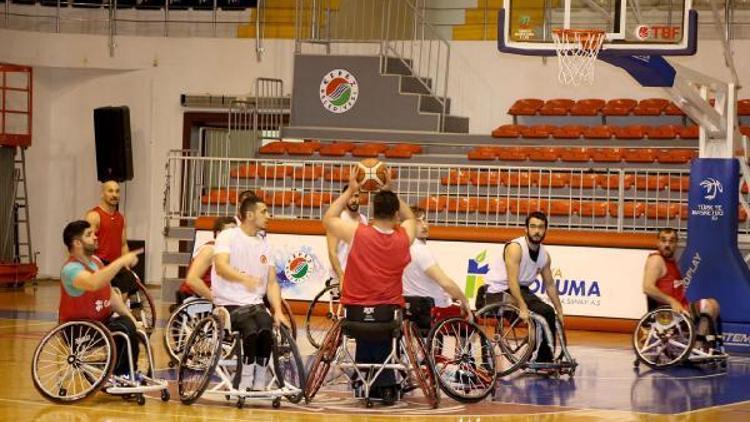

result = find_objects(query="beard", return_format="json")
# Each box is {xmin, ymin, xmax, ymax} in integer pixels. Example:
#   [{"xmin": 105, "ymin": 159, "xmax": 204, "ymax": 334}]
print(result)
[
  {"xmin": 527, "ymin": 233, "xmax": 545, "ymax": 245},
  {"xmin": 83, "ymin": 242, "xmax": 98, "ymax": 256},
  {"xmin": 346, "ymin": 203, "xmax": 359, "ymax": 212}
]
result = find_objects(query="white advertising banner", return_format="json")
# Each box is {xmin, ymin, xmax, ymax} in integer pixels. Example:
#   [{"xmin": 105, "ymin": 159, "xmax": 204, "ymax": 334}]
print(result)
[{"xmin": 194, "ymin": 231, "xmax": 651, "ymax": 319}]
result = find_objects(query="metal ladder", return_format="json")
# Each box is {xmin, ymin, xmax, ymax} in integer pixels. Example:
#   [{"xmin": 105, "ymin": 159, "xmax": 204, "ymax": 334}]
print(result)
[{"xmin": 12, "ymin": 147, "xmax": 33, "ymax": 265}]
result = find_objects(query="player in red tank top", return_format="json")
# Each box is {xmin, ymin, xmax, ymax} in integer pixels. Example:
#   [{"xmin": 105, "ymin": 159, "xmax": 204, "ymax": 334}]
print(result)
[
  {"xmin": 642, "ymin": 228, "xmax": 721, "ymax": 342},
  {"xmin": 322, "ymin": 170, "xmax": 417, "ymax": 404}
]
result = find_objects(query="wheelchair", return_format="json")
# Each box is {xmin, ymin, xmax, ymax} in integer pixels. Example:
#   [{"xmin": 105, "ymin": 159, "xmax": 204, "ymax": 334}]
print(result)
[
  {"xmin": 31, "ymin": 319, "xmax": 169, "ymax": 405},
  {"xmin": 475, "ymin": 292, "xmax": 577, "ymax": 379},
  {"xmin": 632, "ymin": 305, "xmax": 728, "ymax": 370},
  {"xmin": 118, "ymin": 269, "xmax": 156, "ymax": 335},
  {"xmin": 304, "ymin": 305, "xmax": 440, "ymax": 408},
  {"xmin": 303, "ymin": 277, "xmax": 341, "ymax": 349},
  {"xmin": 164, "ymin": 296, "xmax": 297, "ymax": 367},
  {"xmin": 176, "ymin": 306, "xmax": 305, "ymax": 409},
  {"xmin": 404, "ymin": 296, "xmax": 498, "ymax": 403}
]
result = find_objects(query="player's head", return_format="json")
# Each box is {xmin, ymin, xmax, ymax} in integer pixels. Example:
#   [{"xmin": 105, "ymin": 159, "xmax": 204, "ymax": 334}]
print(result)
[
  {"xmin": 239, "ymin": 195, "xmax": 269, "ymax": 230},
  {"xmin": 372, "ymin": 190, "xmax": 399, "ymax": 221},
  {"xmin": 524, "ymin": 211, "xmax": 548, "ymax": 245},
  {"xmin": 656, "ymin": 228, "xmax": 678, "ymax": 259},
  {"xmin": 411, "ymin": 206, "xmax": 428, "ymax": 240},
  {"xmin": 63, "ymin": 220, "xmax": 97, "ymax": 255},
  {"xmin": 342, "ymin": 184, "xmax": 361, "ymax": 212},
  {"xmin": 212, "ymin": 216, "xmax": 237, "ymax": 237},
  {"xmin": 101, "ymin": 180, "xmax": 120, "ymax": 207},
  {"xmin": 236, "ymin": 190, "xmax": 259, "ymax": 218}
]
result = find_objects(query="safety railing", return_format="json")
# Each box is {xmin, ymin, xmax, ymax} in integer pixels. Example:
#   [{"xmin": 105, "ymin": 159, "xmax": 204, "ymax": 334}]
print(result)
[
  {"xmin": 162, "ymin": 150, "xmax": 750, "ymax": 235},
  {"xmin": 295, "ymin": 0, "xmax": 450, "ymax": 130},
  {"xmin": 227, "ymin": 78, "xmax": 285, "ymax": 157}
]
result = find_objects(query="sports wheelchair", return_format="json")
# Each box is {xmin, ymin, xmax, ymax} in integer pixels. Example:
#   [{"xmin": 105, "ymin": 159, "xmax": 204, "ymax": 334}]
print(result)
[
  {"xmin": 304, "ymin": 305, "xmax": 440, "ymax": 408},
  {"xmin": 475, "ymin": 291, "xmax": 577, "ymax": 379},
  {"xmin": 177, "ymin": 306, "xmax": 304, "ymax": 409},
  {"xmin": 116, "ymin": 269, "xmax": 156, "ymax": 335},
  {"xmin": 31, "ymin": 319, "xmax": 169, "ymax": 405},
  {"xmin": 632, "ymin": 305, "xmax": 728, "ymax": 370},
  {"xmin": 303, "ymin": 277, "xmax": 341, "ymax": 349},
  {"xmin": 404, "ymin": 296, "xmax": 498, "ymax": 403},
  {"xmin": 164, "ymin": 296, "xmax": 297, "ymax": 367}
]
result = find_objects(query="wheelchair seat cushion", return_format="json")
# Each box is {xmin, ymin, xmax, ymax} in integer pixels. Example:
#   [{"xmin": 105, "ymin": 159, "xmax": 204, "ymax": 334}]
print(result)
[{"xmin": 343, "ymin": 304, "xmax": 402, "ymax": 341}]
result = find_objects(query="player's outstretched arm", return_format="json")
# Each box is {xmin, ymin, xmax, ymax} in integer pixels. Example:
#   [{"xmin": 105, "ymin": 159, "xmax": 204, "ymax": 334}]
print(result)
[{"xmin": 323, "ymin": 171, "xmax": 360, "ymax": 244}]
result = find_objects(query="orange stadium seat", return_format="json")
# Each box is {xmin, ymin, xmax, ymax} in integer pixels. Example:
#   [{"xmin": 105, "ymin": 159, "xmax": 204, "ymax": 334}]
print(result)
[
  {"xmin": 612, "ymin": 125, "xmax": 646, "ymax": 139},
  {"xmin": 286, "ymin": 142, "xmax": 318, "ymax": 156},
  {"xmin": 590, "ymin": 148, "xmax": 622, "ymax": 162},
  {"xmin": 678, "ymin": 125, "xmax": 699, "ymax": 139},
  {"xmin": 740, "ymin": 208, "xmax": 748, "ymax": 223},
  {"xmin": 677, "ymin": 204, "xmax": 689, "ymax": 220},
  {"xmin": 468, "ymin": 148, "xmax": 496, "ymax": 161},
  {"xmin": 552, "ymin": 125, "xmax": 585, "ymax": 139},
  {"xmin": 646, "ymin": 203, "xmax": 676, "ymax": 219},
  {"xmin": 655, "ymin": 149, "xmax": 695, "ymax": 164},
  {"xmin": 602, "ymin": 98, "xmax": 638, "ymax": 115},
  {"xmin": 527, "ymin": 147, "xmax": 560, "ymax": 162},
  {"xmin": 258, "ymin": 165, "xmax": 291, "ymax": 179},
  {"xmin": 634, "ymin": 175, "xmax": 669, "ymax": 190},
  {"xmin": 669, "ymin": 176, "xmax": 690, "ymax": 192},
  {"xmin": 259, "ymin": 141, "xmax": 287, "ymax": 154},
  {"xmin": 491, "ymin": 124, "xmax": 525, "ymax": 138},
  {"xmin": 623, "ymin": 148, "xmax": 656, "ymax": 163},
  {"xmin": 230, "ymin": 164, "xmax": 262, "ymax": 178},
  {"xmin": 505, "ymin": 171, "xmax": 537, "ymax": 187},
  {"xmin": 441, "ymin": 169, "xmax": 475, "ymax": 185},
  {"xmin": 391, "ymin": 143, "xmax": 423, "ymax": 153},
  {"xmin": 319, "ymin": 144, "xmax": 350, "ymax": 157},
  {"xmin": 477, "ymin": 197, "xmax": 508, "ymax": 214},
  {"xmin": 578, "ymin": 201, "xmax": 609, "ymax": 217},
  {"xmin": 419, "ymin": 196, "xmax": 448, "ymax": 212},
  {"xmin": 664, "ymin": 101, "xmax": 686, "ymax": 116},
  {"xmin": 201, "ymin": 189, "xmax": 238, "ymax": 205},
  {"xmin": 568, "ymin": 173, "xmax": 599, "ymax": 189},
  {"xmin": 740, "ymin": 126, "xmax": 750, "ymax": 138},
  {"xmin": 384, "ymin": 148, "xmax": 413, "ymax": 159},
  {"xmin": 582, "ymin": 125, "xmax": 613, "ymax": 139},
  {"xmin": 352, "ymin": 145, "xmax": 381, "ymax": 157},
  {"xmin": 292, "ymin": 165, "xmax": 323, "ymax": 180},
  {"xmin": 323, "ymin": 166, "xmax": 351, "ymax": 182},
  {"xmin": 520, "ymin": 124, "xmax": 556, "ymax": 138},
  {"xmin": 539, "ymin": 99, "xmax": 575, "ymax": 115},
  {"xmin": 473, "ymin": 171, "xmax": 503, "ymax": 186},
  {"xmin": 570, "ymin": 98, "xmax": 606, "ymax": 115},
  {"xmin": 738, "ymin": 99, "xmax": 750, "ymax": 115},
  {"xmin": 538, "ymin": 172, "xmax": 569, "ymax": 188},
  {"xmin": 598, "ymin": 174, "xmax": 634, "ymax": 190},
  {"xmin": 549, "ymin": 199, "xmax": 578, "ymax": 216},
  {"xmin": 298, "ymin": 192, "xmax": 334, "ymax": 207},
  {"xmin": 646, "ymin": 125, "xmax": 679, "ymax": 139},
  {"xmin": 610, "ymin": 201, "xmax": 646, "ymax": 218},
  {"xmin": 633, "ymin": 98, "xmax": 670, "ymax": 115},
  {"xmin": 363, "ymin": 143, "xmax": 388, "ymax": 153},
  {"xmin": 496, "ymin": 147, "xmax": 529, "ymax": 161},
  {"xmin": 559, "ymin": 147, "xmax": 590, "ymax": 162},
  {"xmin": 263, "ymin": 191, "xmax": 300, "ymax": 207},
  {"xmin": 447, "ymin": 197, "xmax": 479, "ymax": 212},
  {"xmin": 508, "ymin": 98, "xmax": 544, "ymax": 116}
]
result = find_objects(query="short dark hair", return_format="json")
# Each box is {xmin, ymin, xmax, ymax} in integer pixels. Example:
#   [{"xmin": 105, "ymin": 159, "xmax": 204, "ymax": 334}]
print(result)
[
  {"xmin": 525, "ymin": 211, "xmax": 548, "ymax": 228},
  {"xmin": 239, "ymin": 195, "xmax": 264, "ymax": 221},
  {"xmin": 63, "ymin": 220, "xmax": 91, "ymax": 250},
  {"xmin": 410, "ymin": 206, "xmax": 426, "ymax": 219},
  {"xmin": 237, "ymin": 190, "xmax": 259, "ymax": 204},
  {"xmin": 373, "ymin": 190, "xmax": 400, "ymax": 220},
  {"xmin": 657, "ymin": 227, "xmax": 678, "ymax": 238},
  {"xmin": 213, "ymin": 217, "xmax": 236, "ymax": 237}
]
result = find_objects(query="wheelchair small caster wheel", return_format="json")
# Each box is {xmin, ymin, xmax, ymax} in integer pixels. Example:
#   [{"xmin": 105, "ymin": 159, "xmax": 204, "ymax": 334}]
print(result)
[
  {"xmin": 633, "ymin": 359, "xmax": 640, "ymax": 368},
  {"xmin": 237, "ymin": 397, "xmax": 245, "ymax": 409},
  {"xmin": 136, "ymin": 394, "xmax": 146, "ymax": 406},
  {"xmin": 161, "ymin": 389, "xmax": 170, "ymax": 402},
  {"xmin": 168, "ymin": 360, "xmax": 176, "ymax": 368},
  {"xmin": 59, "ymin": 388, "xmax": 67, "ymax": 397},
  {"xmin": 272, "ymin": 397, "xmax": 281, "ymax": 408},
  {"xmin": 366, "ymin": 399, "xmax": 374, "ymax": 408}
]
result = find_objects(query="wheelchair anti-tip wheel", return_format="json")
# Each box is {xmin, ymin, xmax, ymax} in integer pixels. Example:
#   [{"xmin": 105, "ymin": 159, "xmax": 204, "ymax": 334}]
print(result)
[
  {"xmin": 427, "ymin": 317, "xmax": 497, "ymax": 403},
  {"xmin": 633, "ymin": 308, "xmax": 695, "ymax": 370},
  {"xmin": 32, "ymin": 320, "xmax": 115, "ymax": 403},
  {"xmin": 476, "ymin": 303, "xmax": 536, "ymax": 377},
  {"xmin": 177, "ymin": 313, "xmax": 224, "ymax": 405}
]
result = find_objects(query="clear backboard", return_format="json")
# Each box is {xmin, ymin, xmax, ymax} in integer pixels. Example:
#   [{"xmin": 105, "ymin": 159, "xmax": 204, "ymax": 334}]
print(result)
[{"xmin": 499, "ymin": 0, "xmax": 697, "ymax": 57}]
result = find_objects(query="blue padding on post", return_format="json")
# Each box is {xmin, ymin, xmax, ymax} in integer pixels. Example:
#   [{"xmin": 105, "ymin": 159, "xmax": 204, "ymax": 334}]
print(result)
[
  {"xmin": 679, "ymin": 159, "xmax": 750, "ymax": 330},
  {"xmin": 598, "ymin": 54, "xmax": 676, "ymax": 87}
]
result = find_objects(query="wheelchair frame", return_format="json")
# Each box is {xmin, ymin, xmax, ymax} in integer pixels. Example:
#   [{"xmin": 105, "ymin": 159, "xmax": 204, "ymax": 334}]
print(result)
[
  {"xmin": 31, "ymin": 319, "xmax": 169, "ymax": 405},
  {"xmin": 632, "ymin": 307, "xmax": 728, "ymax": 370},
  {"xmin": 177, "ymin": 307, "xmax": 305, "ymax": 409}
]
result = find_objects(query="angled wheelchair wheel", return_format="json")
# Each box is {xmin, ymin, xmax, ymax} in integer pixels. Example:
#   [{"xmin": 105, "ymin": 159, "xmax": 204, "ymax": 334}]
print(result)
[
  {"xmin": 128, "ymin": 278, "xmax": 156, "ymax": 335},
  {"xmin": 633, "ymin": 308, "xmax": 695, "ymax": 369},
  {"xmin": 304, "ymin": 284, "xmax": 341, "ymax": 349},
  {"xmin": 476, "ymin": 303, "xmax": 535, "ymax": 377},
  {"xmin": 281, "ymin": 299, "xmax": 298, "ymax": 340},
  {"xmin": 31, "ymin": 320, "xmax": 116, "ymax": 403},
  {"xmin": 163, "ymin": 299, "xmax": 214, "ymax": 365},
  {"xmin": 177, "ymin": 314, "xmax": 224, "ymax": 404},
  {"xmin": 427, "ymin": 317, "xmax": 497, "ymax": 403},
  {"xmin": 271, "ymin": 325, "xmax": 306, "ymax": 403},
  {"xmin": 403, "ymin": 321, "xmax": 440, "ymax": 408},
  {"xmin": 304, "ymin": 319, "xmax": 343, "ymax": 402}
]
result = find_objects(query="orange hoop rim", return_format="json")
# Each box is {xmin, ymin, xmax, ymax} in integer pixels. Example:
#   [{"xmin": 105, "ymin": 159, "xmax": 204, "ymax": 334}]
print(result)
[
  {"xmin": 551, "ymin": 28, "xmax": 606, "ymax": 50},
  {"xmin": 551, "ymin": 28, "xmax": 606, "ymax": 36}
]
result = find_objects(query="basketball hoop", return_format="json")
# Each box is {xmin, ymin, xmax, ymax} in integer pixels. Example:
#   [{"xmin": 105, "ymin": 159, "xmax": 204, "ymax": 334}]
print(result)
[{"xmin": 551, "ymin": 29, "xmax": 606, "ymax": 86}]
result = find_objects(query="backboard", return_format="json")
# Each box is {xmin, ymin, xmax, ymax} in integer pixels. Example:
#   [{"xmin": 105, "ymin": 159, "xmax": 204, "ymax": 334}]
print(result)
[{"xmin": 498, "ymin": 0, "xmax": 697, "ymax": 57}]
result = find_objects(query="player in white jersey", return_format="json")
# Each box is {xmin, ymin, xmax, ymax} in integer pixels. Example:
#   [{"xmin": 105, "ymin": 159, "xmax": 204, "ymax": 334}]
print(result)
[
  {"xmin": 326, "ymin": 185, "xmax": 367, "ymax": 286},
  {"xmin": 214, "ymin": 195, "xmax": 289, "ymax": 391},
  {"xmin": 402, "ymin": 207, "xmax": 471, "ymax": 330},
  {"xmin": 484, "ymin": 211, "xmax": 563, "ymax": 362}
]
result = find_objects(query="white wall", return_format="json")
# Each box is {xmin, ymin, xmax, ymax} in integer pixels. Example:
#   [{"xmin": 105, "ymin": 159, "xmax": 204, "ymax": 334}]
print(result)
[{"xmin": 0, "ymin": 28, "xmax": 746, "ymax": 281}]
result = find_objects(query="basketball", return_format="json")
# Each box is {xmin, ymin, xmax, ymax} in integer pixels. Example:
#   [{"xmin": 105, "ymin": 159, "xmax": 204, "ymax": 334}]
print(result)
[{"xmin": 355, "ymin": 158, "xmax": 388, "ymax": 191}]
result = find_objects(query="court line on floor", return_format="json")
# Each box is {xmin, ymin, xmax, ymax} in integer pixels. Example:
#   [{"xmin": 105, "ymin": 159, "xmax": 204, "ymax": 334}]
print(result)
[
  {"xmin": 0, "ymin": 320, "xmax": 57, "ymax": 330},
  {"xmin": 675, "ymin": 399, "xmax": 750, "ymax": 416}
]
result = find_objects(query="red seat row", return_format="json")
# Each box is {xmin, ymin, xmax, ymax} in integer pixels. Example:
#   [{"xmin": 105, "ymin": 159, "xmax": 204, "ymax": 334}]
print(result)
[
  {"xmin": 229, "ymin": 164, "xmax": 398, "ymax": 182},
  {"xmin": 259, "ymin": 141, "xmax": 423, "ymax": 158},
  {"xmin": 201, "ymin": 189, "xmax": 370, "ymax": 207},
  {"xmin": 468, "ymin": 147, "xmax": 697, "ymax": 164},
  {"xmin": 508, "ymin": 98, "xmax": 750, "ymax": 117},
  {"xmin": 440, "ymin": 170, "xmax": 691, "ymax": 191},
  {"xmin": 491, "ymin": 124, "xmax": 701, "ymax": 140}
]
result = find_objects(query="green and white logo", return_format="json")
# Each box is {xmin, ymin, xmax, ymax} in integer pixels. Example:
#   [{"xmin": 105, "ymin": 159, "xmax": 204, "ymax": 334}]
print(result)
[{"xmin": 320, "ymin": 69, "xmax": 359, "ymax": 113}]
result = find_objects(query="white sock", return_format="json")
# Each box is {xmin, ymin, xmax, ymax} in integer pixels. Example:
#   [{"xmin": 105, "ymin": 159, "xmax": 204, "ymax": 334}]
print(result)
[
  {"xmin": 239, "ymin": 364, "xmax": 255, "ymax": 390},
  {"xmin": 252, "ymin": 361, "xmax": 267, "ymax": 390}
]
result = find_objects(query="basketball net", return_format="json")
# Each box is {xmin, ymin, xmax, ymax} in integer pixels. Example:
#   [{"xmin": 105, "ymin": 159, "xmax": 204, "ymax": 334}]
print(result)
[{"xmin": 551, "ymin": 29, "xmax": 606, "ymax": 86}]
